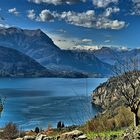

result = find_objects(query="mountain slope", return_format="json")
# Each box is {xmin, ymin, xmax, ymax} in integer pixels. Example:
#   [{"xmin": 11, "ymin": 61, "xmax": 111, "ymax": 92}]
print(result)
[
  {"xmin": 93, "ymin": 47, "xmax": 119, "ymax": 65},
  {"xmin": 64, "ymin": 50, "xmax": 112, "ymax": 76},
  {"xmin": 0, "ymin": 27, "xmax": 61, "ymax": 64}
]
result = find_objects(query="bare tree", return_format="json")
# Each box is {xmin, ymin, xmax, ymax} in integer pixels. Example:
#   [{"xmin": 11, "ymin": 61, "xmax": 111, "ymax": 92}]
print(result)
[
  {"xmin": 0, "ymin": 97, "xmax": 6, "ymax": 117},
  {"xmin": 113, "ymin": 57, "xmax": 140, "ymax": 127}
]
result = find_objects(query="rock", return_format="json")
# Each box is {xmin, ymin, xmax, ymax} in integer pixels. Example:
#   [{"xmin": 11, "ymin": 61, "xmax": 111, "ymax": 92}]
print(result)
[
  {"xmin": 77, "ymin": 134, "xmax": 87, "ymax": 140},
  {"xmin": 59, "ymin": 130, "xmax": 84, "ymax": 140},
  {"xmin": 24, "ymin": 135, "xmax": 36, "ymax": 140},
  {"xmin": 15, "ymin": 138, "xmax": 23, "ymax": 140},
  {"xmin": 35, "ymin": 134, "xmax": 46, "ymax": 140}
]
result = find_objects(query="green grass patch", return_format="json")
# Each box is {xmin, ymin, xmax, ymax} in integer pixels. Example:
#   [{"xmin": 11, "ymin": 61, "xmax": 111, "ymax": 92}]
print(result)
[{"xmin": 86, "ymin": 129, "xmax": 124, "ymax": 139}]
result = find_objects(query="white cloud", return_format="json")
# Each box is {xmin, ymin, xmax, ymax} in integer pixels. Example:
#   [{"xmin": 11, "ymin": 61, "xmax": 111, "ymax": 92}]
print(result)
[
  {"xmin": 59, "ymin": 10, "xmax": 96, "ymax": 28},
  {"xmin": 93, "ymin": 0, "xmax": 119, "ymax": 8},
  {"xmin": 36, "ymin": 9, "xmax": 55, "ymax": 22},
  {"xmin": 27, "ymin": 8, "xmax": 125, "ymax": 30},
  {"xmin": 58, "ymin": 10, "xmax": 125, "ymax": 29},
  {"xmin": 8, "ymin": 8, "xmax": 19, "ymax": 16},
  {"xmin": 104, "ymin": 7, "xmax": 120, "ymax": 17},
  {"xmin": 82, "ymin": 38, "xmax": 93, "ymax": 43},
  {"xmin": 27, "ymin": 10, "xmax": 36, "ymax": 20},
  {"xmin": 45, "ymin": 31, "xmax": 78, "ymax": 49},
  {"xmin": 28, "ymin": 0, "xmax": 85, "ymax": 5},
  {"xmin": 96, "ymin": 18, "xmax": 125, "ymax": 29},
  {"xmin": 0, "ymin": 23, "xmax": 10, "ymax": 28}
]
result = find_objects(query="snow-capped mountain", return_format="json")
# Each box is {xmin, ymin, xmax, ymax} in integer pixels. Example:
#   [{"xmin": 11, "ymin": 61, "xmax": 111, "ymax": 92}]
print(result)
[
  {"xmin": 92, "ymin": 46, "xmax": 140, "ymax": 65},
  {"xmin": 73, "ymin": 45, "xmax": 140, "ymax": 67}
]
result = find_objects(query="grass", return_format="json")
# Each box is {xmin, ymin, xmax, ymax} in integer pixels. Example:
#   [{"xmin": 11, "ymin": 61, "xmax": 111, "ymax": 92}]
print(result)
[{"xmin": 86, "ymin": 129, "xmax": 125, "ymax": 139}]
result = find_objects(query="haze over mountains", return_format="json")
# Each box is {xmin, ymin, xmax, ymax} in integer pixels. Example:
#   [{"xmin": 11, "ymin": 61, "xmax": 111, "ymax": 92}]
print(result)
[{"xmin": 0, "ymin": 27, "xmax": 139, "ymax": 77}]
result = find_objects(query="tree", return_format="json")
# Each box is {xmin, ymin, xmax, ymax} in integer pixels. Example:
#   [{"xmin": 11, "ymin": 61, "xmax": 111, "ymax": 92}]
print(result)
[
  {"xmin": 35, "ymin": 127, "xmax": 40, "ymax": 133},
  {"xmin": 57, "ymin": 121, "xmax": 65, "ymax": 129},
  {"xmin": 113, "ymin": 58, "xmax": 140, "ymax": 127},
  {"xmin": 61, "ymin": 122, "xmax": 65, "ymax": 128},
  {"xmin": 57, "ymin": 121, "xmax": 62, "ymax": 129}
]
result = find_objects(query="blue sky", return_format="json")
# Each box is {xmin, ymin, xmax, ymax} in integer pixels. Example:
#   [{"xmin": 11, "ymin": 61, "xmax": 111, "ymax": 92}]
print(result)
[{"xmin": 0, "ymin": 0, "xmax": 140, "ymax": 50}]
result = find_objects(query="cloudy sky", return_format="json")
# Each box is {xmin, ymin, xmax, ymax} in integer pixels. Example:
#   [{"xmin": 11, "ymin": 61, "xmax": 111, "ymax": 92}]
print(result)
[{"xmin": 0, "ymin": 0, "xmax": 140, "ymax": 49}]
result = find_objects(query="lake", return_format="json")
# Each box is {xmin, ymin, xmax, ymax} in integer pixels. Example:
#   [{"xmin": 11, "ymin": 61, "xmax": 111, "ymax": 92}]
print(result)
[{"xmin": 0, "ymin": 78, "xmax": 106, "ymax": 130}]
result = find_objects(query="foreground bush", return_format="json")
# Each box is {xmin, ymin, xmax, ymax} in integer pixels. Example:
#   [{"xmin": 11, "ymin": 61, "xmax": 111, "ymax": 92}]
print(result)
[{"xmin": 3, "ymin": 122, "xmax": 19, "ymax": 140}]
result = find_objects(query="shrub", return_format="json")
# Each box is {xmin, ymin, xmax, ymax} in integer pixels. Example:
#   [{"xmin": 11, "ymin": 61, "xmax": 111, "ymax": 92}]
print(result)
[
  {"xmin": 114, "ymin": 106, "xmax": 133, "ymax": 128},
  {"xmin": 85, "ymin": 106, "xmax": 133, "ymax": 132},
  {"xmin": 3, "ymin": 122, "xmax": 18, "ymax": 140}
]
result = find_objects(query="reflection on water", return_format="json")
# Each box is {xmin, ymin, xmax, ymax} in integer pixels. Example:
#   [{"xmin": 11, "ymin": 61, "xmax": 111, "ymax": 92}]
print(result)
[{"xmin": 0, "ymin": 78, "xmax": 106, "ymax": 130}]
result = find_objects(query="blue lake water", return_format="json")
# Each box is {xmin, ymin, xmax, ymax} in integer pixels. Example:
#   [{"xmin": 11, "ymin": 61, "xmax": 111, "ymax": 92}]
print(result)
[{"xmin": 0, "ymin": 78, "xmax": 106, "ymax": 130}]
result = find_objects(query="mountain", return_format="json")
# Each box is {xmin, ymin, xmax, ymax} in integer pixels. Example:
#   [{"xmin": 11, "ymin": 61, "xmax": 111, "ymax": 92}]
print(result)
[
  {"xmin": 83, "ymin": 46, "xmax": 140, "ymax": 66},
  {"xmin": 0, "ymin": 27, "xmax": 112, "ymax": 77},
  {"xmin": 0, "ymin": 46, "xmax": 89, "ymax": 78},
  {"xmin": 0, "ymin": 46, "xmax": 52, "ymax": 77},
  {"xmin": 0, "ymin": 27, "xmax": 61, "ymax": 65}
]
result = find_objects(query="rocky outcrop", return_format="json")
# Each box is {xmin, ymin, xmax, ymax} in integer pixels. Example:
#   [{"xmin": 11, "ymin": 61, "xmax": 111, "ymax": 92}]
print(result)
[
  {"xmin": 92, "ymin": 71, "xmax": 140, "ymax": 110},
  {"xmin": 92, "ymin": 76, "xmax": 122, "ymax": 109}
]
